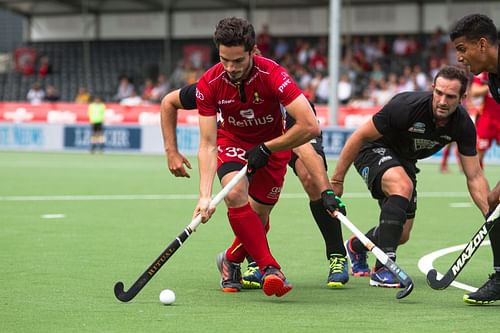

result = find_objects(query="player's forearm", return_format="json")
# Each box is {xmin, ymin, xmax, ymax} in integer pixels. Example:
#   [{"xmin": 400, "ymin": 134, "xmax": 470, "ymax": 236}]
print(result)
[
  {"xmin": 467, "ymin": 176, "xmax": 490, "ymax": 216},
  {"xmin": 197, "ymin": 145, "xmax": 217, "ymax": 199},
  {"xmin": 160, "ymin": 103, "xmax": 179, "ymax": 153},
  {"xmin": 331, "ymin": 132, "xmax": 364, "ymax": 182},
  {"xmin": 265, "ymin": 121, "xmax": 320, "ymax": 152}
]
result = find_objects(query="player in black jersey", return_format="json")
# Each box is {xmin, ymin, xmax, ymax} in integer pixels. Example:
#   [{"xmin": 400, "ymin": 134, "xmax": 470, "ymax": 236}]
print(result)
[
  {"xmin": 331, "ymin": 66, "xmax": 491, "ymax": 289},
  {"xmin": 451, "ymin": 13, "xmax": 500, "ymax": 304},
  {"xmin": 160, "ymin": 83, "xmax": 349, "ymax": 289}
]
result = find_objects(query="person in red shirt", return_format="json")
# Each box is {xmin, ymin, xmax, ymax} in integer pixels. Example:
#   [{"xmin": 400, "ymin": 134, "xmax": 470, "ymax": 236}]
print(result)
[
  {"xmin": 194, "ymin": 17, "xmax": 328, "ymax": 298},
  {"xmin": 470, "ymin": 72, "xmax": 500, "ymax": 168}
]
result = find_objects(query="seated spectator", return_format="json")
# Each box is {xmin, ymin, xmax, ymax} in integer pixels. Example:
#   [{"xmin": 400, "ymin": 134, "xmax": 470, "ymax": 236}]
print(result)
[
  {"xmin": 114, "ymin": 76, "xmax": 135, "ymax": 102},
  {"xmin": 150, "ymin": 74, "xmax": 170, "ymax": 103},
  {"xmin": 120, "ymin": 91, "xmax": 142, "ymax": 106},
  {"xmin": 27, "ymin": 82, "xmax": 45, "ymax": 104},
  {"xmin": 44, "ymin": 85, "xmax": 60, "ymax": 102},
  {"xmin": 338, "ymin": 74, "xmax": 353, "ymax": 105},
  {"xmin": 75, "ymin": 87, "xmax": 91, "ymax": 103},
  {"xmin": 141, "ymin": 78, "xmax": 155, "ymax": 102},
  {"xmin": 38, "ymin": 55, "xmax": 52, "ymax": 78}
]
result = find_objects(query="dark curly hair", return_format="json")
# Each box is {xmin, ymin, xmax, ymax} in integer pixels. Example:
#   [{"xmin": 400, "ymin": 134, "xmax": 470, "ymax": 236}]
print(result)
[
  {"xmin": 213, "ymin": 17, "xmax": 256, "ymax": 52},
  {"xmin": 450, "ymin": 14, "xmax": 498, "ymax": 44}
]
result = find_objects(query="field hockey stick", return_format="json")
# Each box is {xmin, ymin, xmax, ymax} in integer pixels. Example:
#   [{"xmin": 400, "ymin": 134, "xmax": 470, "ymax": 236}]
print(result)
[
  {"xmin": 426, "ymin": 203, "xmax": 500, "ymax": 290},
  {"xmin": 114, "ymin": 165, "xmax": 248, "ymax": 302},
  {"xmin": 334, "ymin": 212, "xmax": 414, "ymax": 299}
]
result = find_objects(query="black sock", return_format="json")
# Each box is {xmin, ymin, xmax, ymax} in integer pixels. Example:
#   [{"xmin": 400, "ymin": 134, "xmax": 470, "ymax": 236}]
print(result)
[
  {"xmin": 374, "ymin": 195, "xmax": 408, "ymax": 269},
  {"xmin": 351, "ymin": 227, "xmax": 377, "ymax": 253},
  {"xmin": 310, "ymin": 200, "xmax": 346, "ymax": 258}
]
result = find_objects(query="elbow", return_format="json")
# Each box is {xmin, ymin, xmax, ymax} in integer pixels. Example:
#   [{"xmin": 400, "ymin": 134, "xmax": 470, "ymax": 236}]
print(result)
[{"xmin": 305, "ymin": 122, "xmax": 321, "ymax": 140}]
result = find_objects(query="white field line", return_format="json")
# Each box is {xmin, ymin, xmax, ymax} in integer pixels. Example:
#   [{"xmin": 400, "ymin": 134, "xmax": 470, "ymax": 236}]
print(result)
[
  {"xmin": 417, "ymin": 241, "xmax": 491, "ymax": 292},
  {"xmin": 0, "ymin": 191, "xmax": 471, "ymax": 202}
]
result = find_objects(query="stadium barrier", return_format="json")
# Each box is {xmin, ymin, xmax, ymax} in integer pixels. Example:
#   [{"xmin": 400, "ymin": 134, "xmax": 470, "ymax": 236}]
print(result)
[{"xmin": 0, "ymin": 102, "xmax": 499, "ymax": 163}]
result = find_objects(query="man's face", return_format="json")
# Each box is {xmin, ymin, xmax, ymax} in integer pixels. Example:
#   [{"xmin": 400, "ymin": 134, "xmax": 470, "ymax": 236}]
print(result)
[
  {"xmin": 453, "ymin": 36, "xmax": 488, "ymax": 75},
  {"xmin": 432, "ymin": 76, "xmax": 464, "ymax": 120},
  {"xmin": 219, "ymin": 45, "xmax": 254, "ymax": 82}
]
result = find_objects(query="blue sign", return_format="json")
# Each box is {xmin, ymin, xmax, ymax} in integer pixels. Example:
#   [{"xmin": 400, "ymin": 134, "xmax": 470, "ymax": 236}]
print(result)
[
  {"xmin": 64, "ymin": 125, "xmax": 141, "ymax": 150},
  {"xmin": 322, "ymin": 127, "xmax": 354, "ymax": 157},
  {"xmin": 0, "ymin": 125, "xmax": 44, "ymax": 147}
]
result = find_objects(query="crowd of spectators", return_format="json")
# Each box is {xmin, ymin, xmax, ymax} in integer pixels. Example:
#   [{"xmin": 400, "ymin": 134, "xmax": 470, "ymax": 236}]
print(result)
[{"xmin": 22, "ymin": 27, "xmax": 459, "ymax": 109}]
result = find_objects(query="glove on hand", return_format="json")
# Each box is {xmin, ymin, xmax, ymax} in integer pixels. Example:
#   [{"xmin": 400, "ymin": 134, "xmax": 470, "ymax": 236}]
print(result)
[
  {"xmin": 244, "ymin": 143, "xmax": 271, "ymax": 175},
  {"xmin": 321, "ymin": 189, "xmax": 347, "ymax": 216}
]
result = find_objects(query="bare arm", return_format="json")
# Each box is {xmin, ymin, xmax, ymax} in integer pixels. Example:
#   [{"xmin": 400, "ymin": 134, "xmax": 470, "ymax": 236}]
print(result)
[
  {"xmin": 459, "ymin": 154, "xmax": 490, "ymax": 215},
  {"xmin": 160, "ymin": 89, "xmax": 192, "ymax": 178},
  {"xmin": 331, "ymin": 119, "xmax": 382, "ymax": 196},
  {"xmin": 195, "ymin": 115, "xmax": 218, "ymax": 222},
  {"xmin": 264, "ymin": 94, "xmax": 320, "ymax": 152},
  {"xmin": 469, "ymin": 82, "xmax": 489, "ymax": 98}
]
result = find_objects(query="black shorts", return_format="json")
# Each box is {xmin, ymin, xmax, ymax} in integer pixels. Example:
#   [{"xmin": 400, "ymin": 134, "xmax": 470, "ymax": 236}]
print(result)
[
  {"xmin": 92, "ymin": 123, "xmax": 103, "ymax": 132},
  {"xmin": 353, "ymin": 145, "xmax": 418, "ymax": 219},
  {"xmin": 288, "ymin": 135, "xmax": 327, "ymax": 174}
]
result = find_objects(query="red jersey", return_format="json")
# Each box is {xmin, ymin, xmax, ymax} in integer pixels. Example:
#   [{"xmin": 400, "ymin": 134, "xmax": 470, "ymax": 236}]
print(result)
[
  {"xmin": 474, "ymin": 72, "xmax": 500, "ymax": 119},
  {"xmin": 196, "ymin": 55, "xmax": 302, "ymax": 144}
]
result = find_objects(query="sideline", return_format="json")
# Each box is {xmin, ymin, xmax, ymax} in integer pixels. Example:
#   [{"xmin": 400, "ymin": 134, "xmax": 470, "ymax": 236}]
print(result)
[{"xmin": 417, "ymin": 241, "xmax": 491, "ymax": 292}]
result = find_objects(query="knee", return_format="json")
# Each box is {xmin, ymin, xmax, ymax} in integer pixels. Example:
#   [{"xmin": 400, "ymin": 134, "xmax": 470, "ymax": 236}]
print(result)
[{"xmin": 224, "ymin": 189, "xmax": 248, "ymax": 207}]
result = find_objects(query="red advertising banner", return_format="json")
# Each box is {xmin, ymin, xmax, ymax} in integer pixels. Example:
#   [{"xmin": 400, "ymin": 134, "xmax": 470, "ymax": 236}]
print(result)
[{"xmin": 0, "ymin": 102, "xmax": 383, "ymax": 128}]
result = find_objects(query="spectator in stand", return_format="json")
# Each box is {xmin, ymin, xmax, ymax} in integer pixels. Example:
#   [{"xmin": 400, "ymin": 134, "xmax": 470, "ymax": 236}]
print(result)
[
  {"xmin": 150, "ymin": 73, "xmax": 170, "ymax": 103},
  {"xmin": 44, "ymin": 85, "xmax": 60, "ymax": 102},
  {"xmin": 274, "ymin": 38, "xmax": 289, "ymax": 60},
  {"xmin": 256, "ymin": 24, "xmax": 271, "ymax": 57},
  {"xmin": 120, "ymin": 90, "xmax": 143, "ymax": 106},
  {"xmin": 38, "ymin": 55, "xmax": 52, "ymax": 79},
  {"xmin": 141, "ymin": 78, "xmax": 155, "ymax": 102},
  {"xmin": 413, "ymin": 64, "xmax": 429, "ymax": 91},
  {"xmin": 114, "ymin": 76, "xmax": 135, "ymax": 102},
  {"xmin": 75, "ymin": 87, "xmax": 91, "ymax": 103},
  {"xmin": 338, "ymin": 73, "xmax": 353, "ymax": 105},
  {"xmin": 27, "ymin": 82, "xmax": 45, "ymax": 104}
]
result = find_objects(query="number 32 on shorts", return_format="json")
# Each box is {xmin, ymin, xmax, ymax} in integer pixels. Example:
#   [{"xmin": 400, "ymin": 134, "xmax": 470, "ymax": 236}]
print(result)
[{"xmin": 218, "ymin": 146, "xmax": 246, "ymax": 161}]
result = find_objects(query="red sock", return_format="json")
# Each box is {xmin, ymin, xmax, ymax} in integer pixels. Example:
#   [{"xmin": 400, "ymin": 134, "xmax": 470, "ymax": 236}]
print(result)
[
  {"xmin": 225, "ymin": 204, "xmax": 279, "ymax": 270},
  {"xmin": 226, "ymin": 218, "xmax": 270, "ymax": 262}
]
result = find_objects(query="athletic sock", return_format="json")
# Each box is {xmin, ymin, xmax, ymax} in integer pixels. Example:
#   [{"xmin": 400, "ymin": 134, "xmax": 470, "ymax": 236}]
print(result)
[
  {"xmin": 309, "ymin": 199, "xmax": 346, "ymax": 258},
  {"xmin": 489, "ymin": 222, "xmax": 500, "ymax": 274},
  {"xmin": 225, "ymin": 203, "xmax": 279, "ymax": 270},
  {"xmin": 374, "ymin": 195, "xmax": 408, "ymax": 269},
  {"xmin": 351, "ymin": 227, "xmax": 377, "ymax": 253}
]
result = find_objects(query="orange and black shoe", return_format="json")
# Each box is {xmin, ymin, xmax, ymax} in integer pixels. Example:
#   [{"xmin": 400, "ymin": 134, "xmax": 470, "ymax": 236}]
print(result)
[
  {"xmin": 262, "ymin": 266, "xmax": 293, "ymax": 297},
  {"xmin": 216, "ymin": 251, "xmax": 242, "ymax": 292}
]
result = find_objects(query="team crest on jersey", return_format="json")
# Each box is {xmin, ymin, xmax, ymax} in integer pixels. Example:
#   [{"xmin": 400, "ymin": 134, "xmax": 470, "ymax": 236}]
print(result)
[
  {"xmin": 240, "ymin": 109, "xmax": 255, "ymax": 119},
  {"xmin": 195, "ymin": 88, "xmax": 204, "ymax": 101},
  {"xmin": 253, "ymin": 91, "xmax": 264, "ymax": 104},
  {"xmin": 372, "ymin": 148, "xmax": 386, "ymax": 156},
  {"xmin": 408, "ymin": 122, "xmax": 426, "ymax": 134}
]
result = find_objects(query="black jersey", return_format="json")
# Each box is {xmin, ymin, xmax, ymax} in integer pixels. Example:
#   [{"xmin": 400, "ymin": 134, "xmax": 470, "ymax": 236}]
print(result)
[
  {"xmin": 368, "ymin": 91, "xmax": 477, "ymax": 163},
  {"xmin": 487, "ymin": 45, "xmax": 500, "ymax": 104},
  {"xmin": 179, "ymin": 83, "xmax": 197, "ymax": 109}
]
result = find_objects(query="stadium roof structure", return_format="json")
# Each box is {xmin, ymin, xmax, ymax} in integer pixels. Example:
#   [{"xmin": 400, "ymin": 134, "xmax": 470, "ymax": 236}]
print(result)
[{"xmin": 0, "ymin": 0, "xmax": 496, "ymax": 17}]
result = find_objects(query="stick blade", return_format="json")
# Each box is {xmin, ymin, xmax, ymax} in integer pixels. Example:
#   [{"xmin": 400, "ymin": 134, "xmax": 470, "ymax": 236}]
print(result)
[
  {"xmin": 114, "ymin": 281, "xmax": 134, "ymax": 302},
  {"xmin": 426, "ymin": 269, "xmax": 451, "ymax": 290},
  {"xmin": 396, "ymin": 281, "xmax": 414, "ymax": 299}
]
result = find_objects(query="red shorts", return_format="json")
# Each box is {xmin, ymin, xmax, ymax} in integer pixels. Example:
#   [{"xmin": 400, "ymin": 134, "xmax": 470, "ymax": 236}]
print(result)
[
  {"xmin": 476, "ymin": 112, "xmax": 500, "ymax": 151},
  {"xmin": 216, "ymin": 129, "xmax": 291, "ymax": 205}
]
